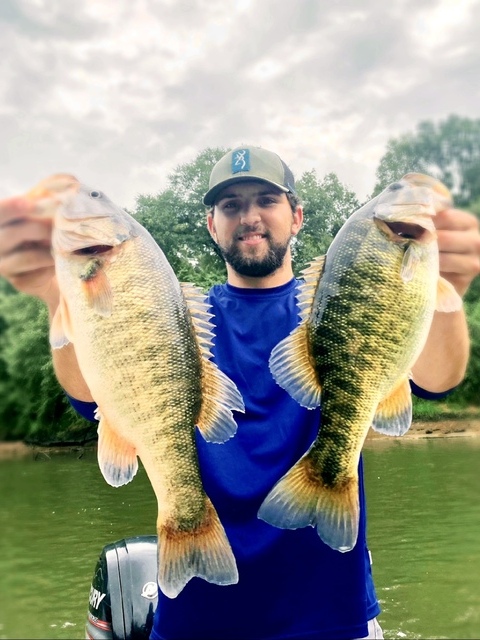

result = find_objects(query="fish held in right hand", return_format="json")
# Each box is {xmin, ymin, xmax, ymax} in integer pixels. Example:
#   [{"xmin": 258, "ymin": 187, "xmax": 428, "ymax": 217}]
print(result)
[{"xmin": 20, "ymin": 175, "xmax": 245, "ymax": 598}]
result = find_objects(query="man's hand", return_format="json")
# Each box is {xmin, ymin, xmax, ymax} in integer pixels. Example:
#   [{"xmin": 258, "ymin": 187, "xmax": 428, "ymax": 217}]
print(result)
[
  {"xmin": 0, "ymin": 196, "xmax": 59, "ymax": 312},
  {"xmin": 436, "ymin": 207, "xmax": 480, "ymax": 296}
]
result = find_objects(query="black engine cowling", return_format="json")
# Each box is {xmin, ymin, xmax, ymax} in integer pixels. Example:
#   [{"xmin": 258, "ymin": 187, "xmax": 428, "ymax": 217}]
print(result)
[{"xmin": 86, "ymin": 536, "xmax": 158, "ymax": 640}]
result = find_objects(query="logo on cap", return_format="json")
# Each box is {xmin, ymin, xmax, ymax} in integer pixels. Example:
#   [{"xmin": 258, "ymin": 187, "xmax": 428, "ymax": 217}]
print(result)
[{"xmin": 232, "ymin": 149, "xmax": 250, "ymax": 174}]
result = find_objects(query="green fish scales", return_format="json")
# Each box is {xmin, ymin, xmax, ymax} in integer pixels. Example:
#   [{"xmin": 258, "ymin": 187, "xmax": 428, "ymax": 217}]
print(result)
[
  {"xmin": 23, "ymin": 175, "xmax": 245, "ymax": 599},
  {"xmin": 259, "ymin": 174, "xmax": 462, "ymax": 552}
]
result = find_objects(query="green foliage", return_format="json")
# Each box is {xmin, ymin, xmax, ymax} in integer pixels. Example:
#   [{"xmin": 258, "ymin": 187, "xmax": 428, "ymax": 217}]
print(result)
[
  {"xmin": 0, "ymin": 290, "xmax": 96, "ymax": 443},
  {"xmin": 3, "ymin": 122, "xmax": 480, "ymax": 444},
  {"xmin": 373, "ymin": 115, "xmax": 480, "ymax": 205},
  {"xmin": 293, "ymin": 170, "xmax": 360, "ymax": 273},
  {"xmin": 134, "ymin": 147, "xmax": 227, "ymax": 291}
]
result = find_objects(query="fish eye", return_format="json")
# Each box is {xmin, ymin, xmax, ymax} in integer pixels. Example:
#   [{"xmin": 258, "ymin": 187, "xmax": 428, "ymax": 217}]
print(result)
[
  {"xmin": 389, "ymin": 183, "xmax": 403, "ymax": 191},
  {"xmin": 90, "ymin": 191, "xmax": 102, "ymax": 199}
]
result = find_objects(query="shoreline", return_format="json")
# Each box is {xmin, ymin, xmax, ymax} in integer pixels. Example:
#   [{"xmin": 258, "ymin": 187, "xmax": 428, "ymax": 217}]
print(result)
[{"xmin": 1, "ymin": 419, "xmax": 480, "ymax": 460}]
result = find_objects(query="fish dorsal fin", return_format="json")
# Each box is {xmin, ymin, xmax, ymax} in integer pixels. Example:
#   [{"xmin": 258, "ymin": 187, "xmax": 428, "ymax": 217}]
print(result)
[
  {"xmin": 181, "ymin": 283, "xmax": 245, "ymax": 443},
  {"xmin": 267, "ymin": 257, "xmax": 325, "ymax": 409},
  {"xmin": 371, "ymin": 376, "xmax": 412, "ymax": 436},
  {"xmin": 269, "ymin": 323, "xmax": 321, "ymax": 409},
  {"xmin": 298, "ymin": 255, "xmax": 326, "ymax": 321},
  {"xmin": 436, "ymin": 276, "xmax": 463, "ymax": 312}
]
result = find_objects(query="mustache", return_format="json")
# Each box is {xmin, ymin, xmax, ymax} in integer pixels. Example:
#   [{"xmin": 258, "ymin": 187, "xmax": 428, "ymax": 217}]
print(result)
[{"xmin": 233, "ymin": 225, "xmax": 270, "ymax": 241}]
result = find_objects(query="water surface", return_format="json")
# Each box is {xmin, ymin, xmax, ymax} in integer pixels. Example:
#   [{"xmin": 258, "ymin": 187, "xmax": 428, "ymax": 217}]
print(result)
[{"xmin": 0, "ymin": 437, "xmax": 478, "ymax": 639}]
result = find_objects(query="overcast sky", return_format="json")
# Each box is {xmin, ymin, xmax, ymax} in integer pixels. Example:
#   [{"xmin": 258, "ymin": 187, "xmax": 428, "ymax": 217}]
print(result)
[{"xmin": 1, "ymin": 0, "xmax": 479, "ymax": 209}]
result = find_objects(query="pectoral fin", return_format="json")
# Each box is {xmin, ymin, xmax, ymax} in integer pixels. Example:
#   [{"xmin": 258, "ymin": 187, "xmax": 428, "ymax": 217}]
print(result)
[
  {"xmin": 435, "ymin": 276, "xmax": 463, "ymax": 312},
  {"xmin": 400, "ymin": 244, "xmax": 422, "ymax": 282},
  {"xmin": 372, "ymin": 376, "xmax": 412, "ymax": 436},
  {"xmin": 96, "ymin": 409, "xmax": 138, "ymax": 486},
  {"xmin": 80, "ymin": 259, "xmax": 113, "ymax": 317}
]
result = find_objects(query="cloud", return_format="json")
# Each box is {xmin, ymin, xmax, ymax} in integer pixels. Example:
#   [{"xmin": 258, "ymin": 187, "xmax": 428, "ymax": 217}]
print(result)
[{"xmin": 1, "ymin": 0, "xmax": 479, "ymax": 207}]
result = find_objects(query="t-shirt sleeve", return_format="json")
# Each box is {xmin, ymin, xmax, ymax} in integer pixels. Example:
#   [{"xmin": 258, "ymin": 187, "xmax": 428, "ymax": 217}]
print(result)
[
  {"xmin": 65, "ymin": 392, "xmax": 98, "ymax": 422},
  {"xmin": 410, "ymin": 379, "xmax": 458, "ymax": 400}
]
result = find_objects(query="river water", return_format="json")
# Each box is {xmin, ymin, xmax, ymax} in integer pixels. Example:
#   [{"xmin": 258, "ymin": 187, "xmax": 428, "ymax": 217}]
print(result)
[{"xmin": 0, "ymin": 436, "xmax": 479, "ymax": 640}]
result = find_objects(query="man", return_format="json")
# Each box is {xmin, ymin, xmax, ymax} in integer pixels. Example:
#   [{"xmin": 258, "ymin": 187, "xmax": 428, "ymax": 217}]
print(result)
[{"xmin": 0, "ymin": 147, "xmax": 479, "ymax": 639}]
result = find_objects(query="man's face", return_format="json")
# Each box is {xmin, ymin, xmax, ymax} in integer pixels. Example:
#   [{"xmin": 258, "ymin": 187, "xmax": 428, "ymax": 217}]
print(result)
[{"xmin": 207, "ymin": 181, "xmax": 302, "ymax": 278}]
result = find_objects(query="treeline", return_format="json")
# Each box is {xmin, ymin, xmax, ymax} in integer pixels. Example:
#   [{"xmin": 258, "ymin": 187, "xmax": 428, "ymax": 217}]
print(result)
[{"xmin": 1, "ymin": 115, "xmax": 480, "ymax": 443}]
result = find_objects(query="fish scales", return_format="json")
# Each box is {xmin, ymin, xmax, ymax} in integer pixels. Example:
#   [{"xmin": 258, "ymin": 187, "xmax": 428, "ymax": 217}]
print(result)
[
  {"xmin": 259, "ymin": 174, "xmax": 462, "ymax": 552},
  {"xmin": 20, "ymin": 175, "xmax": 244, "ymax": 598}
]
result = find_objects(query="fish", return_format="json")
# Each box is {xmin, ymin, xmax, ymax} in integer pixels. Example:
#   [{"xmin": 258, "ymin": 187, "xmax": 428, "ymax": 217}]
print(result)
[
  {"xmin": 258, "ymin": 173, "xmax": 463, "ymax": 552},
  {"xmin": 21, "ymin": 174, "xmax": 244, "ymax": 598}
]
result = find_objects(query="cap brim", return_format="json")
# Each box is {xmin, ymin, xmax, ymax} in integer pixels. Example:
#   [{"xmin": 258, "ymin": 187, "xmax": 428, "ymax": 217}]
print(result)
[{"xmin": 203, "ymin": 177, "xmax": 289, "ymax": 207}]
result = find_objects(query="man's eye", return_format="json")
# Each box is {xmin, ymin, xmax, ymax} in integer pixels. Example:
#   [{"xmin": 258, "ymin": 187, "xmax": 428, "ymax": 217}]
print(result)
[
  {"xmin": 259, "ymin": 197, "xmax": 276, "ymax": 206},
  {"xmin": 223, "ymin": 202, "xmax": 239, "ymax": 211}
]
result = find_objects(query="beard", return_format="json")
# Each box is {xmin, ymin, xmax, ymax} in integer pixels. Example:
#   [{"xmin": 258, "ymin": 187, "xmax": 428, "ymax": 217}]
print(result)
[{"xmin": 216, "ymin": 232, "xmax": 291, "ymax": 278}]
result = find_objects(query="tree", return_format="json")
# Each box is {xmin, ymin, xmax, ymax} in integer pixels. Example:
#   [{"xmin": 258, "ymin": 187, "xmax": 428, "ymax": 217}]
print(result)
[
  {"xmin": 0, "ymin": 288, "xmax": 96, "ymax": 442},
  {"xmin": 293, "ymin": 170, "xmax": 360, "ymax": 273},
  {"xmin": 373, "ymin": 115, "xmax": 480, "ymax": 205},
  {"xmin": 134, "ymin": 147, "xmax": 228, "ymax": 290}
]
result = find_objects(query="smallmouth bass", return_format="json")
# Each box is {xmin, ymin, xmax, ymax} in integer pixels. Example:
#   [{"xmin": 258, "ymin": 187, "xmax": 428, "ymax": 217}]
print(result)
[
  {"xmin": 21, "ymin": 175, "xmax": 245, "ymax": 597},
  {"xmin": 258, "ymin": 173, "xmax": 462, "ymax": 552}
]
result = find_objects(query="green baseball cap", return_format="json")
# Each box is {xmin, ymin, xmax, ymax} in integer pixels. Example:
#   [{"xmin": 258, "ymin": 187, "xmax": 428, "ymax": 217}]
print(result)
[{"xmin": 203, "ymin": 146, "xmax": 296, "ymax": 206}]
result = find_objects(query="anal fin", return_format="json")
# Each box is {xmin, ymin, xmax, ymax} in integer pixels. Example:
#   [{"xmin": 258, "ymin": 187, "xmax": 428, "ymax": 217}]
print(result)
[{"xmin": 372, "ymin": 376, "xmax": 412, "ymax": 436}]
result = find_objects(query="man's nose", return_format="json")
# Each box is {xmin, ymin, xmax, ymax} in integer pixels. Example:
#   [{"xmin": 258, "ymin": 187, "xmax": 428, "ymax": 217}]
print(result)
[{"xmin": 240, "ymin": 202, "xmax": 261, "ymax": 224}]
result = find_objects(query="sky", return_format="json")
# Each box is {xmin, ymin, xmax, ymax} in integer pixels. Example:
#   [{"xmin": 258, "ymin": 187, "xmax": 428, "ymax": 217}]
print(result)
[{"xmin": 1, "ymin": 0, "xmax": 479, "ymax": 209}]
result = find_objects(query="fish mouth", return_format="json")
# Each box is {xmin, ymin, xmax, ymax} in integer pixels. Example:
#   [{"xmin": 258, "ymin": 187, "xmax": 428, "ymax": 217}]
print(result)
[
  {"xmin": 73, "ymin": 244, "xmax": 114, "ymax": 256},
  {"xmin": 374, "ymin": 218, "xmax": 435, "ymax": 244}
]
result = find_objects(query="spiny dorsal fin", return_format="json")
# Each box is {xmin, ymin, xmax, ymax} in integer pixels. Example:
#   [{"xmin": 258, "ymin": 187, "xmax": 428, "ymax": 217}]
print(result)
[
  {"xmin": 297, "ymin": 255, "xmax": 325, "ymax": 322},
  {"xmin": 181, "ymin": 283, "xmax": 245, "ymax": 443}
]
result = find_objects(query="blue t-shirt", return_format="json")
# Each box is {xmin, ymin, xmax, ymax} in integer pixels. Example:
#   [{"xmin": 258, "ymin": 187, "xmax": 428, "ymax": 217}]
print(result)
[{"xmin": 68, "ymin": 278, "xmax": 451, "ymax": 640}]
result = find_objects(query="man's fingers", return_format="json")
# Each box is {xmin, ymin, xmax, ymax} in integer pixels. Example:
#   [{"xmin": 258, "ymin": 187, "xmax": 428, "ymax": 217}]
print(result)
[
  {"xmin": 0, "ymin": 246, "xmax": 54, "ymax": 279},
  {"xmin": 0, "ymin": 196, "xmax": 36, "ymax": 225},
  {"xmin": 0, "ymin": 219, "xmax": 52, "ymax": 259},
  {"xmin": 435, "ymin": 208, "xmax": 479, "ymax": 231}
]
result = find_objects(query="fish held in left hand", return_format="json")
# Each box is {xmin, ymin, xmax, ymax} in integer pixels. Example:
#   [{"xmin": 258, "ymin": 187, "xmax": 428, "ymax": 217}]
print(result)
[
  {"xmin": 19, "ymin": 174, "xmax": 245, "ymax": 598},
  {"xmin": 258, "ymin": 173, "xmax": 462, "ymax": 553}
]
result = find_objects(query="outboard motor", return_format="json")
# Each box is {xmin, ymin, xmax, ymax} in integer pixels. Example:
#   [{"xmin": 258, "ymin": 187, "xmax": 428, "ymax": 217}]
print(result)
[{"xmin": 86, "ymin": 536, "xmax": 158, "ymax": 640}]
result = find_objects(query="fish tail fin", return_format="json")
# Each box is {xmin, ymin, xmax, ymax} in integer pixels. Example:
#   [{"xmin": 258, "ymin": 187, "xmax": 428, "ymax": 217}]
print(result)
[
  {"xmin": 157, "ymin": 498, "xmax": 238, "ymax": 598},
  {"xmin": 258, "ymin": 456, "xmax": 359, "ymax": 552}
]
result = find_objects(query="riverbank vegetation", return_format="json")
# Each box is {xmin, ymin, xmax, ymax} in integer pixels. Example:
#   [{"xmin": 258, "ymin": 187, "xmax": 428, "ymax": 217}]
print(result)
[{"xmin": 1, "ymin": 115, "xmax": 479, "ymax": 444}]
